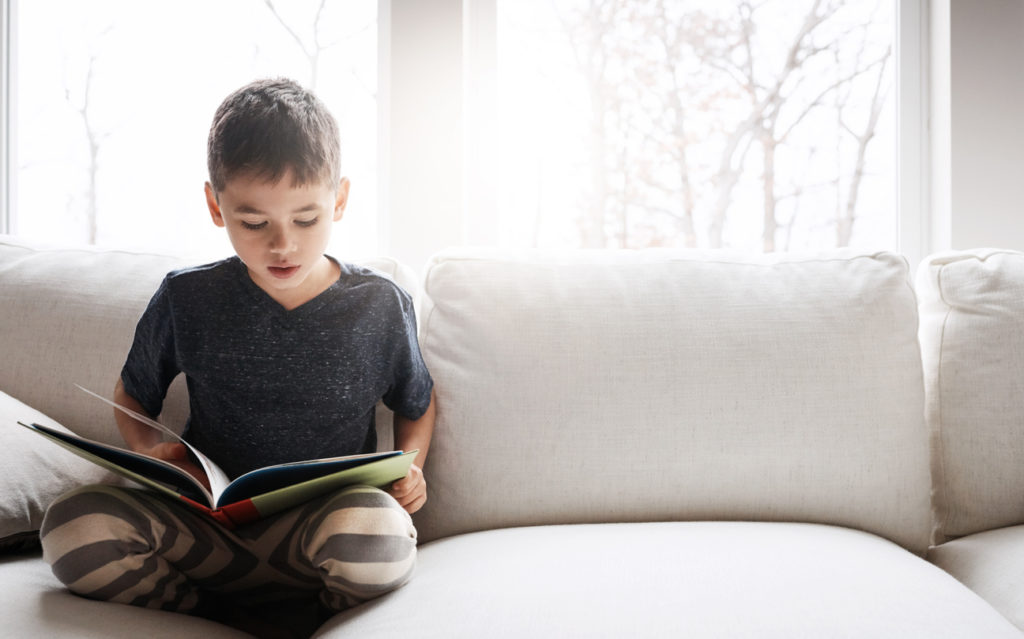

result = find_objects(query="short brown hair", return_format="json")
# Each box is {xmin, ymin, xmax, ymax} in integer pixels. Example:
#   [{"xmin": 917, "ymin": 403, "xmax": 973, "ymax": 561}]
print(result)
[{"xmin": 206, "ymin": 78, "xmax": 341, "ymax": 194}]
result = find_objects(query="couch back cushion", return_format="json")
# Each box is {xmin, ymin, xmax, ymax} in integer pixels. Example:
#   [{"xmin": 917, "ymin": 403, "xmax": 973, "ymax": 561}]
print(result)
[
  {"xmin": 0, "ymin": 236, "xmax": 415, "ymax": 450},
  {"xmin": 0, "ymin": 238, "xmax": 191, "ymax": 444},
  {"xmin": 414, "ymin": 248, "xmax": 932, "ymax": 552},
  {"xmin": 916, "ymin": 249, "xmax": 1024, "ymax": 542}
]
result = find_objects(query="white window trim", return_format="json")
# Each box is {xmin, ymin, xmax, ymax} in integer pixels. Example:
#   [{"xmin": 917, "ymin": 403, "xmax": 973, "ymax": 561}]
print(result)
[
  {"xmin": 0, "ymin": 0, "xmax": 15, "ymax": 236},
  {"xmin": 461, "ymin": 0, "xmax": 497, "ymax": 248},
  {"xmin": 897, "ymin": 0, "xmax": 935, "ymax": 271}
]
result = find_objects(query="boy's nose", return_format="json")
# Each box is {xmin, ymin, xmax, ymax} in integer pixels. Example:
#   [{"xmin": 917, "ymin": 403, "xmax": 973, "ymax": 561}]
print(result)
[{"xmin": 269, "ymin": 229, "xmax": 297, "ymax": 254}]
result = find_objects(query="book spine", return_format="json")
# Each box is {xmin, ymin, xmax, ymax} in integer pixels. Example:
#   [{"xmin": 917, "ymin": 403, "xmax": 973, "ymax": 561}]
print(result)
[
  {"xmin": 177, "ymin": 496, "xmax": 249, "ymax": 529},
  {"xmin": 217, "ymin": 500, "xmax": 263, "ymax": 528}
]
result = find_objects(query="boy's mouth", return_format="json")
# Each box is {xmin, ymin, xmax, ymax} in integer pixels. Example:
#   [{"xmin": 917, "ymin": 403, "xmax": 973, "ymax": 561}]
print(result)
[{"xmin": 268, "ymin": 264, "xmax": 300, "ymax": 279}]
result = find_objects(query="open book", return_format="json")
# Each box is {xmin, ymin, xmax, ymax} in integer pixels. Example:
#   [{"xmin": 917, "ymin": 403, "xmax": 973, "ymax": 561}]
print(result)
[{"xmin": 19, "ymin": 386, "xmax": 418, "ymax": 529}]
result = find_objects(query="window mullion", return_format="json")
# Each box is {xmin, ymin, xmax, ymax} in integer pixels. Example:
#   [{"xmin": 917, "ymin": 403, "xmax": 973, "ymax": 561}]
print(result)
[
  {"xmin": 897, "ymin": 0, "xmax": 933, "ymax": 271},
  {"xmin": 0, "ymin": 0, "xmax": 15, "ymax": 236}
]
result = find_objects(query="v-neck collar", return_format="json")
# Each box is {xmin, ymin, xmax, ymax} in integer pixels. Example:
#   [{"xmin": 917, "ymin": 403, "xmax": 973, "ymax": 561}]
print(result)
[{"xmin": 231, "ymin": 255, "xmax": 343, "ymax": 318}]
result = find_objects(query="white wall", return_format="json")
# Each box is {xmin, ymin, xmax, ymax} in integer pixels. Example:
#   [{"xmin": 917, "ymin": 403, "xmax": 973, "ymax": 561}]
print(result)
[{"xmin": 938, "ymin": 0, "xmax": 1024, "ymax": 251}]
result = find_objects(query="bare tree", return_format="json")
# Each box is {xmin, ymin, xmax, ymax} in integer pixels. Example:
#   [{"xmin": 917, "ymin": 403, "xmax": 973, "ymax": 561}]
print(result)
[
  {"xmin": 263, "ymin": 0, "xmax": 332, "ymax": 89},
  {"xmin": 66, "ymin": 51, "xmax": 111, "ymax": 245},
  {"xmin": 710, "ymin": 0, "xmax": 840, "ymax": 250},
  {"xmin": 559, "ymin": 0, "xmax": 630, "ymax": 248},
  {"xmin": 754, "ymin": 6, "xmax": 892, "ymax": 251},
  {"xmin": 557, "ymin": 0, "xmax": 894, "ymax": 252},
  {"xmin": 837, "ymin": 47, "xmax": 890, "ymax": 247},
  {"xmin": 636, "ymin": 0, "xmax": 732, "ymax": 248}
]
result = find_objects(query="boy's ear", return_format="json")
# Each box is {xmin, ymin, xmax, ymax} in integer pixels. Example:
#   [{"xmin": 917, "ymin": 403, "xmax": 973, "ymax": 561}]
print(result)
[
  {"xmin": 205, "ymin": 182, "xmax": 225, "ymax": 228},
  {"xmin": 333, "ymin": 178, "xmax": 351, "ymax": 222}
]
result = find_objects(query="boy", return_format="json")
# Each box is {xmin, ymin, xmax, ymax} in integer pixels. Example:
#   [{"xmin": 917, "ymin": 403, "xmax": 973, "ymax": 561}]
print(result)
[{"xmin": 40, "ymin": 78, "xmax": 435, "ymax": 637}]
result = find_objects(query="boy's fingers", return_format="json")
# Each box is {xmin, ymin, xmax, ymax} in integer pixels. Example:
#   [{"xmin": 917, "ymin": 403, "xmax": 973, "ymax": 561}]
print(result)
[
  {"xmin": 391, "ymin": 477, "xmax": 414, "ymax": 497},
  {"xmin": 150, "ymin": 442, "xmax": 186, "ymax": 460},
  {"xmin": 391, "ymin": 476, "xmax": 426, "ymax": 500},
  {"xmin": 176, "ymin": 460, "xmax": 210, "ymax": 491},
  {"xmin": 390, "ymin": 466, "xmax": 426, "ymax": 510},
  {"xmin": 391, "ymin": 466, "xmax": 424, "ymax": 494},
  {"xmin": 189, "ymin": 464, "xmax": 212, "ymax": 491},
  {"xmin": 395, "ymin": 488, "xmax": 415, "ymax": 506},
  {"xmin": 401, "ymin": 492, "xmax": 427, "ymax": 514}
]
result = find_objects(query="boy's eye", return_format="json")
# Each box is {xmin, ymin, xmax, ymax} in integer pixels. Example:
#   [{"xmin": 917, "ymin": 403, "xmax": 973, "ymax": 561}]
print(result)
[
  {"xmin": 295, "ymin": 217, "xmax": 319, "ymax": 228},
  {"xmin": 240, "ymin": 220, "xmax": 267, "ymax": 230}
]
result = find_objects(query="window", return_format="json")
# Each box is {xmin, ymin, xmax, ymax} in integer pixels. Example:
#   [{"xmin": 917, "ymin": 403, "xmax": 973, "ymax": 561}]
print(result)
[
  {"xmin": 492, "ymin": 0, "xmax": 896, "ymax": 252},
  {"xmin": 11, "ymin": 0, "xmax": 378, "ymax": 259},
  {"xmin": 4, "ymin": 0, "xmax": 912, "ymax": 264}
]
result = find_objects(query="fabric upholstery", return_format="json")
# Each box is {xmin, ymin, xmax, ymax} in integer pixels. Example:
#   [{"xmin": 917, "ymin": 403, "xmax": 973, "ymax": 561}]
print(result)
[
  {"xmin": 6, "ymin": 237, "xmax": 1019, "ymax": 636},
  {"xmin": 929, "ymin": 524, "xmax": 1024, "ymax": 631},
  {"xmin": 317, "ymin": 521, "xmax": 1020, "ymax": 638},
  {"xmin": 0, "ymin": 238, "xmax": 190, "ymax": 446},
  {"xmin": 0, "ymin": 553, "xmax": 251, "ymax": 638},
  {"xmin": 0, "ymin": 390, "xmax": 116, "ymax": 552},
  {"xmin": 916, "ymin": 249, "xmax": 1024, "ymax": 541},
  {"xmin": 414, "ymin": 248, "xmax": 932, "ymax": 552}
]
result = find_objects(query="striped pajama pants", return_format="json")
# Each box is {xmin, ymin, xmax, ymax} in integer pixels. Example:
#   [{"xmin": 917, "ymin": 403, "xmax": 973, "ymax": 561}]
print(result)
[{"xmin": 39, "ymin": 483, "xmax": 417, "ymax": 622}]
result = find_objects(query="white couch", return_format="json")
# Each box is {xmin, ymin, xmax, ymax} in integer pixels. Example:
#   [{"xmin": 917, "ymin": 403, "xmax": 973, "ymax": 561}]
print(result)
[{"xmin": 1, "ymin": 235, "xmax": 1022, "ymax": 637}]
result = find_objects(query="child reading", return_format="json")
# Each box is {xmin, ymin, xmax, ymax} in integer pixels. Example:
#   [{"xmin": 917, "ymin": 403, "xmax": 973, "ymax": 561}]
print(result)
[{"xmin": 39, "ymin": 78, "xmax": 436, "ymax": 637}]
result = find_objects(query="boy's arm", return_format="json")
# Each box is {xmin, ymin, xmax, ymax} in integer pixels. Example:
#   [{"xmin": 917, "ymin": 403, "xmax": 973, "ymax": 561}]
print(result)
[
  {"xmin": 389, "ymin": 389, "xmax": 436, "ymax": 514},
  {"xmin": 114, "ymin": 377, "xmax": 163, "ymax": 451},
  {"xmin": 114, "ymin": 378, "xmax": 209, "ymax": 490}
]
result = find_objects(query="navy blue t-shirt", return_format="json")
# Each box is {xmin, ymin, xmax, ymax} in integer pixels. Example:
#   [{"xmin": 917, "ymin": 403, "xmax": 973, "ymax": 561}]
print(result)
[{"xmin": 120, "ymin": 256, "xmax": 433, "ymax": 479}]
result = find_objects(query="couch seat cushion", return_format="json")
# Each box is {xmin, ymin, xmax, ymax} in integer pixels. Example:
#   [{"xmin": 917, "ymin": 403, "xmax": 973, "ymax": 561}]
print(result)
[
  {"xmin": 0, "ymin": 553, "xmax": 250, "ymax": 638},
  {"xmin": 929, "ymin": 524, "xmax": 1024, "ymax": 631},
  {"xmin": 318, "ymin": 521, "xmax": 1018, "ymax": 638}
]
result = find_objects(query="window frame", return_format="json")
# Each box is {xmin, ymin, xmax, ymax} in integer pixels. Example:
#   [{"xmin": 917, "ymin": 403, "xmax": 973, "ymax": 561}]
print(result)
[
  {"xmin": 897, "ymin": 0, "xmax": 931, "ymax": 269},
  {"xmin": 0, "ymin": 0, "xmax": 14, "ymax": 236}
]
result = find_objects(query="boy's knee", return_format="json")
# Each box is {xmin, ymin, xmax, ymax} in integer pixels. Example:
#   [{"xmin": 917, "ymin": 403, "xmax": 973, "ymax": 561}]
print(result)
[
  {"xmin": 42, "ymin": 485, "xmax": 149, "ymax": 543},
  {"xmin": 39, "ymin": 485, "xmax": 207, "ymax": 612},
  {"xmin": 40, "ymin": 485, "xmax": 154, "ymax": 581},
  {"xmin": 304, "ymin": 486, "xmax": 418, "ymax": 601},
  {"xmin": 306, "ymin": 485, "xmax": 417, "ymax": 541}
]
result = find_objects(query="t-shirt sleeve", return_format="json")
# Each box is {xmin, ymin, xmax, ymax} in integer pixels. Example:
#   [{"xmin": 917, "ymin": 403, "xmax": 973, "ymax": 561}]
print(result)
[
  {"xmin": 119, "ymin": 277, "xmax": 180, "ymax": 418},
  {"xmin": 382, "ymin": 288, "xmax": 434, "ymax": 420}
]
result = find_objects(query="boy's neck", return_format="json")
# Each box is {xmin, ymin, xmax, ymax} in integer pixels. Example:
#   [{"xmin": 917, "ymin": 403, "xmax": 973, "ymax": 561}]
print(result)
[{"xmin": 248, "ymin": 254, "xmax": 340, "ymax": 311}]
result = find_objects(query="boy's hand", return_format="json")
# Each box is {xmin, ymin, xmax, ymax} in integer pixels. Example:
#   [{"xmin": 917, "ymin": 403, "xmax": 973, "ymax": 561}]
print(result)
[
  {"xmin": 389, "ymin": 464, "xmax": 427, "ymax": 514},
  {"xmin": 137, "ymin": 442, "xmax": 212, "ymax": 492}
]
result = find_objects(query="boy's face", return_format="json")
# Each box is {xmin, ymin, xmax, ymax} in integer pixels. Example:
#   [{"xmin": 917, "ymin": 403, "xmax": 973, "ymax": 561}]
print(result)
[{"xmin": 205, "ymin": 168, "xmax": 349, "ymax": 307}]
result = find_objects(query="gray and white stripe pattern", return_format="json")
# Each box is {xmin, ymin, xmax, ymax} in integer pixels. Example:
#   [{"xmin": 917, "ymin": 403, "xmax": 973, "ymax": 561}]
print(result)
[{"xmin": 40, "ymin": 484, "xmax": 417, "ymax": 615}]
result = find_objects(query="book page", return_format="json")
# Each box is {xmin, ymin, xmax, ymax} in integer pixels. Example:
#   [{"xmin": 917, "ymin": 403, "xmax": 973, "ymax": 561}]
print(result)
[
  {"xmin": 19, "ymin": 421, "xmax": 214, "ymax": 506},
  {"xmin": 77, "ymin": 385, "xmax": 232, "ymax": 501}
]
